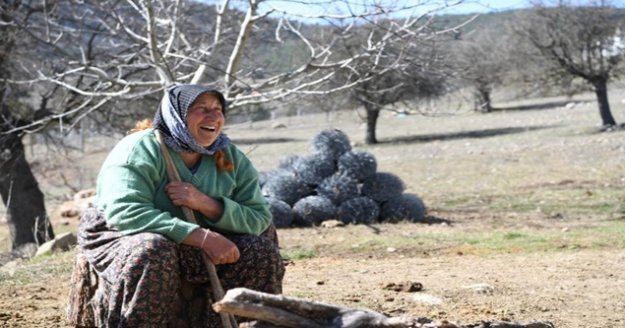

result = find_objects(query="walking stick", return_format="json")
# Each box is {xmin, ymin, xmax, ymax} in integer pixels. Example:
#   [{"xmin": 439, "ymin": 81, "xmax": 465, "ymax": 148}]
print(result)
[{"xmin": 155, "ymin": 130, "xmax": 237, "ymax": 328}]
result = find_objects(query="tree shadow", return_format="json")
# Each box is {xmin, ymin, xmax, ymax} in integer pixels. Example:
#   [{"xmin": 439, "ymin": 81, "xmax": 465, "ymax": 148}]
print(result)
[
  {"xmin": 492, "ymin": 99, "xmax": 591, "ymax": 112},
  {"xmin": 380, "ymin": 125, "xmax": 557, "ymax": 144},
  {"xmin": 421, "ymin": 215, "xmax": 453, "ymax": 225},
  {"xmin": 364, "ymin": 215, "xmax": 453, "ymax": 235},
  {"xmin": 232, "ymin": 137, "xmax": 299, "ymax": 145}
]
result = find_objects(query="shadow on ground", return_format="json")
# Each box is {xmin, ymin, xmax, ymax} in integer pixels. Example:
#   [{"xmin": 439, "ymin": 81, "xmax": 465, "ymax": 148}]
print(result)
[
  {"xmin": 381, "ymin": 125, "xmax": 557, "ymax": 145},
  {"xmin": 492, "ymin": 98, "xmax": 592, "ymax": 112}
]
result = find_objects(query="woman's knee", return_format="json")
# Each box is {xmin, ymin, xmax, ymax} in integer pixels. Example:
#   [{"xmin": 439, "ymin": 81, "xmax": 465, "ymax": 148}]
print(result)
[{"xmin": 124, "ymin": 232, "xmax": 179, "ymax": 271}]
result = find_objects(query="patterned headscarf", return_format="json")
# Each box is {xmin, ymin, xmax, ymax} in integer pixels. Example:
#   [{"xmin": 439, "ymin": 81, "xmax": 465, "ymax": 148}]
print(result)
[{"xmin": 153, "ymin": 84, "xmax": 230, "ymax": 155}]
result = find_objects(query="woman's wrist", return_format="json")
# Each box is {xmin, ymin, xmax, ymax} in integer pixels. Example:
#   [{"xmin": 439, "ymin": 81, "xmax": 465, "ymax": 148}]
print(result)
[{"xmin": 182, "ymin": 228, "xmax": 210, "ymax": 248}]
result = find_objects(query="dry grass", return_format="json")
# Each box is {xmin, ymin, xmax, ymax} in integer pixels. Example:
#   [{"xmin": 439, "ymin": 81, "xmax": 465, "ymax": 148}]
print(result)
[{"xmin": 1, "ymin": 89, "xmax": 625, "ymax": 327}]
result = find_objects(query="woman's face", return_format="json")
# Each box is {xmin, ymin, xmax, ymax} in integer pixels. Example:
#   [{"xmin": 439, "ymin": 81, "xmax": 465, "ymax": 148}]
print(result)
[{"xmin": 186, "ymin": 92, "xmax": 225, "ymax": 147}]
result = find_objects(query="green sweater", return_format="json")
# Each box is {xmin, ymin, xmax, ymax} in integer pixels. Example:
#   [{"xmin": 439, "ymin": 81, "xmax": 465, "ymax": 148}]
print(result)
[{"xmin": 95, "ymin": 129, "xmax": 271, "ymax": 243}]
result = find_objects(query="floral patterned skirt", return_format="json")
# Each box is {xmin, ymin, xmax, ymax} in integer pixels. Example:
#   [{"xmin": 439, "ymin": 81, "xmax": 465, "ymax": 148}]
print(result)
[{"xmin": 71, "ymin": 207, "xmax": 285, "ymax": 328}]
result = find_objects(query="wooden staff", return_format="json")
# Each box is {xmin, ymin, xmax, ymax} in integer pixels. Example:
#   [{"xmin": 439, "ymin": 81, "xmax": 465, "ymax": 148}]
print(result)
[{"xmin": 155, "ymin": 130, "xmax": 237, "ymax": 328}]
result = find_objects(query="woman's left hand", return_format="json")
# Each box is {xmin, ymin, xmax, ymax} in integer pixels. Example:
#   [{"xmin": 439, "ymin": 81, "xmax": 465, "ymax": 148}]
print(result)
[{"xmin": 165, "ymin": 181, "xmax": 206, "ymax": 210}]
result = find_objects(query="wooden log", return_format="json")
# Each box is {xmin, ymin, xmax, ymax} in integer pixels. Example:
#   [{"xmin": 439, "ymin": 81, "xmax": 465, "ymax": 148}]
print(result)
[{"xmin": 213, "ymin": 288, "xmax": 555, "ymax": 328}]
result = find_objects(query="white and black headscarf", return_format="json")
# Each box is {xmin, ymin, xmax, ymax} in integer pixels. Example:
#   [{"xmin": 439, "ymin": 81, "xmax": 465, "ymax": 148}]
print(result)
[{"xmin": 153, "ymin": 84, "xmax": 231, "ymax": 155}]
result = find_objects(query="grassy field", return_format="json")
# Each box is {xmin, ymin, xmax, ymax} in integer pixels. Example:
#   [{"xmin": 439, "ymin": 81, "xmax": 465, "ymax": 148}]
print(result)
[{"xmin": 1, "ymin": 90, "xmax": 625, "ymax": 327}]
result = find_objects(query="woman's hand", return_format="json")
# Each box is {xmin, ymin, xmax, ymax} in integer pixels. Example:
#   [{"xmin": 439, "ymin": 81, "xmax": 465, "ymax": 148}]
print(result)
[
  {"xmin": 201, "ymin": 230, "xmax": 240, "ymax": 265},
  {"xmin": 183, "ymin": 228, "xmax": 240, "ymax": 265},
  {"xmin": 165, "ymin": 181, "xmax": 205, "ymax": 209},
  {"xmin": 165, "ymin": 182, "xmax": 223, "ymax": 220}
]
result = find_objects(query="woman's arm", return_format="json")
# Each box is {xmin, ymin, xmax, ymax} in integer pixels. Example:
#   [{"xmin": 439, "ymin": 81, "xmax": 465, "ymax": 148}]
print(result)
[{"xmin": 97, "ymin": 131, "xmax": 200, "ymax": 243}]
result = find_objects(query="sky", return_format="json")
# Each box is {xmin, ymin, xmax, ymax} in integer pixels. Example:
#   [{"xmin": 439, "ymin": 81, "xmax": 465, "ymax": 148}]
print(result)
[
  {"xmin": 255, "ymin": 0, "xmax": 529, "ymax": 18},
  {"xmin": 251, "ymin": 0, "xmax": 625, "ymax": 18}
]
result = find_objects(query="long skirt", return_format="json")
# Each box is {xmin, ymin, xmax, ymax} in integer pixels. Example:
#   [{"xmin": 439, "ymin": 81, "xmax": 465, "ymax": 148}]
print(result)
[{"xmin": 69, "ymin": 207, "xmax": 285, "ymax": 327}]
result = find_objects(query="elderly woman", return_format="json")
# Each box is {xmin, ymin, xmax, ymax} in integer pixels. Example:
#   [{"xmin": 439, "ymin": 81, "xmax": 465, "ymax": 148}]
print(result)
[{"xmin": 70, "ymin": 84, "xmax": 284, "ymax": 327}]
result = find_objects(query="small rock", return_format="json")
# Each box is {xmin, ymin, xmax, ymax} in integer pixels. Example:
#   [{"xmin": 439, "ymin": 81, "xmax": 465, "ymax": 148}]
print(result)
[
  {"xmin": 74, "ymin": 188, "xmax": 96, "ymax": 202},
  {"xmin": 0, "ymin": 260, "xmax": 19, "ymax": 277},
  {"xmin": 35, "ymin": 232, "xmax": 77, "ymax": 256},
  {"xmin": 272, "ymin": 122, "xmax": 286, "ymax": 129},
  {"xmin": 411, "ymin": 293, "xmax": 443, "ymax": 306},
  {"xmin": 320, "ymin": 220, "xmax": 344, "ymax": 228},
  {"xmin": 464, "ymin": 283, "xmax": 494, "ymax": 295},
  {"xmin": 384, "ymin": 281, "xmax": 423, "ymax": 293}
]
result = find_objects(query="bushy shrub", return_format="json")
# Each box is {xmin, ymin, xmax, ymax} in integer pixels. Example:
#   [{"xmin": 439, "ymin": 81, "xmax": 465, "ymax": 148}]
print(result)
[
  {"xmin": 317, "ymin": 174, "xmax": 359, "ymax": 205},
  {"xmin": 379, "ymin": 193, "xmax": 426, "ymax": 223},
  {"xmin": 310, "ymin": 129, "xmax": 351, "ymax": 161},
  {"xmin": 292, "ymin": 195, "xmax": 336, "ymax": 226},
  {"xmin": 361, "ymin": 172, "xmax": 405, "ymax": 202},
  {"xmin": 266, "ymin": 197, "xmax": 293, "ymax": 228},
  {"xmin": 337, "ymin": 150, "xmax": 377, "ymax": 182},
  {"xmin": 337, "ymin": 196, "xmax": 380, "ymax": 225}
]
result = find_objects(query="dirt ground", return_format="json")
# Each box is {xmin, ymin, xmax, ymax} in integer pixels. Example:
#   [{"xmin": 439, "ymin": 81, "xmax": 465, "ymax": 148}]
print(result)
[
  {"xmin": 1, "ymin": 91, "xmax": 625, "ymax": 327},
  {"xmin": 1, "ymin": 212, "xmax": 624, "ymax": 327}
]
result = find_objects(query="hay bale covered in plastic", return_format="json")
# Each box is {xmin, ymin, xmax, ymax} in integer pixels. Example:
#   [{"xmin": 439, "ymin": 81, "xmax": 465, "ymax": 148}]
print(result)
[
  {"xmin": 258, "ymin": 171, "xmax": 271, "ymax": 189},
  {"xmin": 262, "ymin": 171, "xmax": 312, "ymax": 206},
  {"xmin": 337, "ymin": 196, "xmax": 380, "ymax": 225},
  {"xmin": 277, "ymin": 155, "xmax": 303, "ymax": 172},
  {"xmin": 266, "ymin": 197, "xmax": 293, "ymax": 228},
  {"xmin": 292, "ymin": 195, "xmax": 336, "ymax": 226},
  {"xmin": 362, "ymin": 172, "xmax": 405, "ymax": 203},
  {"xmin": 379, "ymin": 193, "xmax": 426, "ymax": 223},
  {"xmin": 337, "ymin": 150, "xmax": 377, "ymax": 182},
  {"xmin": 317, "ymin": 174, "xmax": 359, "ymax": 205},
  {"xmin": 293, "ymin": 153, "xmax": 337, "ymax": 186},
  {"xmin": 310, "ymin": 129, "xmax": 352, "ymax": 161}
]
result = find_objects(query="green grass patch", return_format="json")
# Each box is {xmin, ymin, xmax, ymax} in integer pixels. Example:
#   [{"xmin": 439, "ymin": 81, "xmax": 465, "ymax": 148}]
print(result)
[
  {"xmin": 317, "ymin": 220, "xmax": 625, "ymax": 257},
  {"xmin": 438, "ymin": 187, "xmax": 625, "ymax": 217},
  {"xmin": 281, "ymin": 247, "xmax": 318, "ymax": 260},
  {"xmin": 0, "ymin": 250, "xmax": 75, "ymax": 285}
]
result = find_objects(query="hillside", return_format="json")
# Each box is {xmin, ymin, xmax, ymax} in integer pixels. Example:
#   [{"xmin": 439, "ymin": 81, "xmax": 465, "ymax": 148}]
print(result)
[{"xmin": 1, "ymin": 89, "xmax": 624, "ymax": 327}]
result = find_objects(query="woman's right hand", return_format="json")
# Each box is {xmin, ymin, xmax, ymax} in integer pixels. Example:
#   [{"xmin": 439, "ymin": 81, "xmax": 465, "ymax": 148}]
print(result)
[{"xmin": 200, "ymin": 230, "xmax": 240, "ymax": 265}]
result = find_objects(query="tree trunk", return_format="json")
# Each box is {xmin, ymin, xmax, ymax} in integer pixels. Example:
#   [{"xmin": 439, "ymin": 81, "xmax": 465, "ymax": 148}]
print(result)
[
  {"xmin": 592, "ymin": 78, "xmax": 617, "ymax": 127},
  {"xmin": 365, "ymin": 105, "xmax": 380, "ymax": 145},
  {"xmin": 0, "ymin": 130, "xmax": 54, "ymax": 250},
  {"xmin": 474, "ymin": 87, "xmax": 492, "ymax": 113}
]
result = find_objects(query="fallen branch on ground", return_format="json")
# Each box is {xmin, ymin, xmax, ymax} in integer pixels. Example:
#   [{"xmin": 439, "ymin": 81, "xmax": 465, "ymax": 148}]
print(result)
[{"xmin": 213, "ymin": 288, "xmax": 555, "ymax": 328}]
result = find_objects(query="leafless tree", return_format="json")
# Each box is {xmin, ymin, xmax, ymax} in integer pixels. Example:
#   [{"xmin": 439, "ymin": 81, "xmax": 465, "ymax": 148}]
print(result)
[
  {"xmin": 516, "ymin": 0, "xmax": 625, "ymax": 127},
  {"xmin": 1, "ymin": 0, "xmax": 470, "ymax": 249},
  {"xmin": 453, "ymin": 26, "xmax": 511, "ymax": 112},
  {"xmin": 339, "ymin": 15, "xmax": 474, "ymax": 144}
]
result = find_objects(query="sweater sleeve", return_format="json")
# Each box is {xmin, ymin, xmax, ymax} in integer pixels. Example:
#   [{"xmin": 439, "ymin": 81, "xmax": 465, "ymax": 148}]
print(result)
[
  {"xmin": 208, "ymin": 149, "xmax": 271, "ymax": 236},
  {"xmin": 96, "ymin": 132, "xmax": 199, "ymax": 243}
]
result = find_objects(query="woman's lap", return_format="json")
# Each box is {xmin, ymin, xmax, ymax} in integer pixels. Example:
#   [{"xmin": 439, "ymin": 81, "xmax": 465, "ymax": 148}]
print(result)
[{"xmin": 75, "ymin": 207, "xmax": 285, "ymax": 327}]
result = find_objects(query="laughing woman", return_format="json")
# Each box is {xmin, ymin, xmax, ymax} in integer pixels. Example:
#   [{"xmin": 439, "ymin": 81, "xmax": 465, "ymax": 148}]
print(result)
[{"xmin": 70, "ymin": 84, "xmax": 284, "ymax": 327}]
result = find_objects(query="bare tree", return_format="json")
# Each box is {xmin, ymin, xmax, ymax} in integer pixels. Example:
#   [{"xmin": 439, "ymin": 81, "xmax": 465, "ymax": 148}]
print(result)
[
  {"xmin": 1, "ymin": 1, "xmax": 56, "ymax": 251},
  {"xmin": 516, "ymin": 0, "xmax": 625, "ymax": 127},
  {"xmin": 453, "ymin": 26, "xmax": 511, "ymax": 113},
  {"xmin": 2, "ymin": 0, "xmax": 469, "ymax": 249},
  {"xmin": 337, "ymin": 14, "xmax": 474, "ymax": 144}
]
